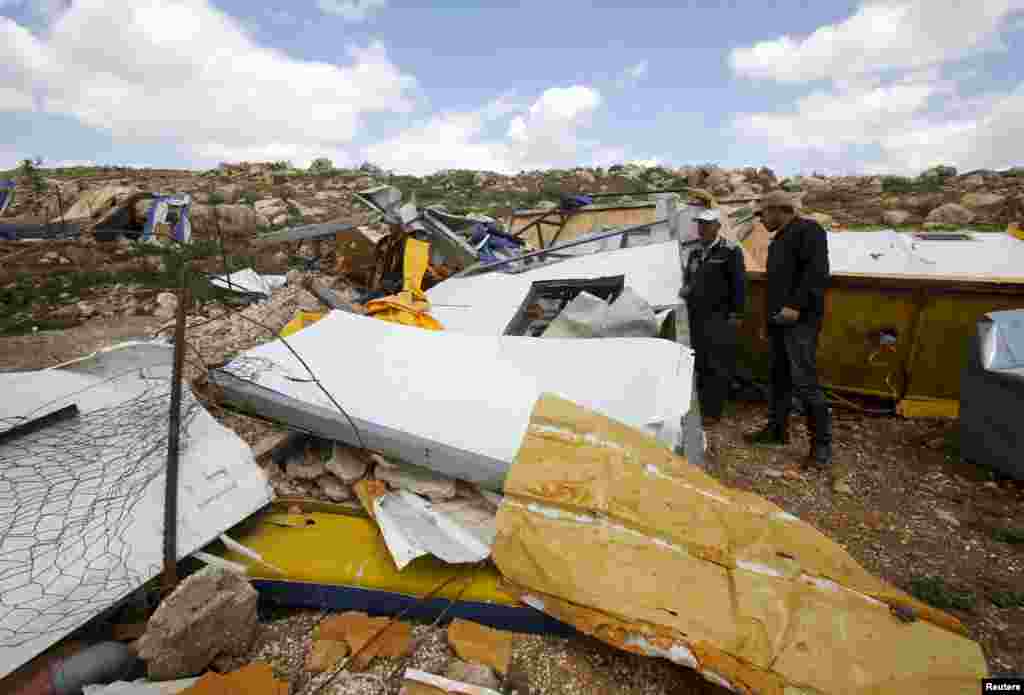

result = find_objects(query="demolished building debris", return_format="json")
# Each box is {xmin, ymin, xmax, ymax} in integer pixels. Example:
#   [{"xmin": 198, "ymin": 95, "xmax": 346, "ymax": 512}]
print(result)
[
  {"xmin": 1, "ymin": 173, "xmax": 1011, "ymax": 692},
  {"xmin": 0, "ymin": 342, "xmax": 273, "ymax": 680}
]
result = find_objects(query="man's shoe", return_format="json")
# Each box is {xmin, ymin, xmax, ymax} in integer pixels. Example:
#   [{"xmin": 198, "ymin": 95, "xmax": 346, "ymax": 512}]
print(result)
[
  {"xmin": 744, "ymin": 425, "xmax": 788, "ymax": 447},
  {"xmin": 809, "ymin": 443, "xmax": 832, "ymax": 468}
]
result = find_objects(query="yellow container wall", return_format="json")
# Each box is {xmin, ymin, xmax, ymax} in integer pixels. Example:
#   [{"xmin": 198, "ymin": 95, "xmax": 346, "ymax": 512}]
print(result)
[{"xmin": 738, "ymin": 275, "xmax": 1024, "ymax": 402}]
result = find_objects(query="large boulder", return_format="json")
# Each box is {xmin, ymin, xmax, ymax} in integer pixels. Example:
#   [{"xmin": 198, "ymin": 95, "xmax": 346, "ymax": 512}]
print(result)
[
  {"xmin": 190, "ymin": 203, "xmax": 269, "ymax": 233},
  {"xmin": 960, "ymin": 192, "xmax": 1006, "ymax": 209},
  {"xmin": 805, "ymin": 212, "xmax": 834, "ymax": 228},
  {"xmin": 61, "ymin": 185, "xmax": 139, "ymax": 220},
  {"xmin": 882, "ymin": 210, "xmax": 913, "ymax": 226},
  {"xmin": 703, "ymin": 168, "xmax": 728, "ymax": 188},
  {"xmin": 925, "ymin": 203, "xmax": 974, "ymax": 226},
  {"xmin": 798, "ymin": 176, "xmax": 830, "ymax": 191},
  {"xmin": 254, "ymin": 198, "xmax": 287, "ymax": 218},
  {"xmin": 137, "ymin": 567, "xmax": 258, "ymax": 680}
]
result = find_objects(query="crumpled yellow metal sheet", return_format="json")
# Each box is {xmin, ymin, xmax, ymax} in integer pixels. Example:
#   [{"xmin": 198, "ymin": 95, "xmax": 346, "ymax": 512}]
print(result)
[
  {"xmin": 366, "ymin": 237, "xmax": 444, "ymax": 330},
  {"xmin": 492, "ymin": 394, "xmax": 988, "ymax": 695}
]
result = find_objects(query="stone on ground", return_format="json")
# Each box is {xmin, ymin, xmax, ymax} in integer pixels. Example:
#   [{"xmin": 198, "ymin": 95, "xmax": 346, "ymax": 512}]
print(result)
[
  {"xmin": 445, "ymin": 660, "xmax": 501, "ymax": 690},
  {"xmin": 325, "ymin": 444, "xmax": 369, "ymax": 484},
  {"xmin": 925, "ymin": 203, "xmax": 974, "ymax": 226},
  {"xmin": 373, "ymin": 457, "xmax": 457, "ymax": 501},
  {"xmin": 136, "ymin": 567, "xmax": 258, "ymax": 680}
]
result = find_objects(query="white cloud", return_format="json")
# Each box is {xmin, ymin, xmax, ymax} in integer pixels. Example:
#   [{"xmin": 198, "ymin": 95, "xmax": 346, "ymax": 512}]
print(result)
[
  {"xmin": 730, "ymin": 0, "xmax": 1024, "ymax": 175},
  {"xmin": 0, "ymin": 85, "xmax": 33, "ymax": 111},
  {"xmin": 616, "ymin": 60, "xmax": 648, "ymax": 87},
  {"xmin": 731, "ymin": 1, "xmax": 1023, "ymax": 83},
  {"xmin": 0, "ymin": 1, "xmax": 416, "ymax": 167},
  {"xmin": 735, "ymin": 76, "xmax": 1024, "ymax": 175},
  {"xmin": 365, "ymin": 86, "xmax": 605, "ymax": 175},
  {"xmin": 317, "ymin": 0, "xmax": 386, "ymax": 22},
  {"xmin": 735, "ymin": 81, "xmax": 946, "ymax": 152}
]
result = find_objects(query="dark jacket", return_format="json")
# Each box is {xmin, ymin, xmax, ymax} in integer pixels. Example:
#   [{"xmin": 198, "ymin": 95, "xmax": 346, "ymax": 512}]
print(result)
[
  {"xmin": 681, "ymin": 236, "xmax": 746, "ymax": 319},
  {"xmin": 765, "ymin": 217, "xmax": 830, "ymax": 323}
]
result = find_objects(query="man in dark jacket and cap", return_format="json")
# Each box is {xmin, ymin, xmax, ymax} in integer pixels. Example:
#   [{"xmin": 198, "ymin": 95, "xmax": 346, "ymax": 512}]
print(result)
[
  {"xmin": 678, "ymin": 207, "xmax": 746, "ymax": 426},
  {"xmin": 744, "ymin": 191, "xmax": 833, "ymax": 467}
]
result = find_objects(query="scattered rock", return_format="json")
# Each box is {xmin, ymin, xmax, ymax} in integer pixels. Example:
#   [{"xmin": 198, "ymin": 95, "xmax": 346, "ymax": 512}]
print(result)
[
  {"xmin": 285, "ymin": 450, "xmax": 327, "ymax": 480},
  {"xmin": 447, "ymin": 618, "xmax": 514, "ymax": 675},
  {"xmin": 136, "ymin": 566, "xmax": 259, "ymax": 680},
  {"xmin": 805, "ymin": 212, "xmax": 833, "ymax": 228},
  {"xmin": 783, "ymin": 469, "xmax": 803, "ymax": 481},
  {"xmin": 76, "ymin": 301, "xmax": 96, "ymax": 318},
  {"xmin": 960, "ymin": 192, "xmax": 1006, "ymax": 209},
  {"xmin": 925, "ymin": 203, "xmax": 974, "ymax": 226},
  {"xmin": 305, "ymin": 639, "xmax": 350, "ymax": 673},
  {"xmin": 935, "ymin": 509, "xmax": 960, "ymax": 527},
  {"xmin": 325, "ymin": 444, "xmax": 369, "ymax": 484},
  {"xmin": 254, "ymin": 198, "xmax": 287, "ymax": 217},
  {"xmin": 373, "ymin": 457, "xmax": 457, "ymax": 501},
  {"xmin": 764, "ymin": 468, "xmax": 783, "ymax": 479},
  {"xmin": 799, "ymin": 176, "xmax": 830, "ymax": 191},
  {"xmin": 882, "ymin": 210, "xmax": 913, "ymax": 226},
  {"xmin": 316, "ymin": 475, "xmax": 353, "ymax": 502},
  {"xmin": 445, "ymin": 660, "xmax": 501, "ymax": 690},
  {"xmin": 154, "ymin": 292, "xmax": 178, "ymax": 320},
  {"xmin": 832, "ymin": 479, "xmax": 854, "ymax": 495}
]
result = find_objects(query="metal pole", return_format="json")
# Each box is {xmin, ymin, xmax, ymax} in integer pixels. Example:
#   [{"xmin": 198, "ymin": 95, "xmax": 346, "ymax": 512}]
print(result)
[
  {"xmin": 454, "ymin": 218, "xmax": 667, "ymax": 278},
  {"xmin": 162, "ymin": 266, "xmax": 187, "ymax": 594}
]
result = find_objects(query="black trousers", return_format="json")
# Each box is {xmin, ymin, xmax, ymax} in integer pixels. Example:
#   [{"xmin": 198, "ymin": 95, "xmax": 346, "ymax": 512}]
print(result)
[
  {"xmin": 687, "ymin": 309, "xmax": 736, "ymax": 420},
  {"xmin": 768, "ymin": 321, "xmax": 832, "ymax": 446}
]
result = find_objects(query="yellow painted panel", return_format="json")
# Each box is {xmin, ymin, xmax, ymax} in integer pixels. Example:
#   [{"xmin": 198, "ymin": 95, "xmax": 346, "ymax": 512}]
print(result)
[
  {"xmin": 220, "ymin": 506, "xmax": 519, "ymax": 606},
  {"xmin": 279, "ymin": 311, "xmax": 326, "ymax": 338},
  {"xmin": 738, "ymin": 277, "xmax": 1024, "ymax": 402},
  {"xmin": 896, "ymin": 399, "xmax": 959, "ymax": 419},
  {"xmin": 493, "ymin": 394, "xmax": 987, "ymax": 695},
  {"xmin": 904, "ymin": 293, "xmax": 1024, "ymax": 401}
]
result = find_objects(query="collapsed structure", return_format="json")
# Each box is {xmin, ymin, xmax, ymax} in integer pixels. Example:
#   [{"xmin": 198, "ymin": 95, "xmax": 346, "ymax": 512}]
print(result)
[{"xmin": 1, "ymin": 180, "xmax": 1013, "ymax": 694}]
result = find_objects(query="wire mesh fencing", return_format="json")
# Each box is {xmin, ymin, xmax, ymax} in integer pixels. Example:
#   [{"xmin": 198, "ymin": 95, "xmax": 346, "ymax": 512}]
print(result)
[{"xmin": 0, "ymin": 370, "xmax": 198, "ymax": 648}]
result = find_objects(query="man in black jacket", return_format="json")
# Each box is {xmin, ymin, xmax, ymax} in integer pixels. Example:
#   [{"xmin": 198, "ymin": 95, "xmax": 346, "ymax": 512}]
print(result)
[
  {"xmin": 745, "ymin": 191, "xmax": 832, "ymax": 467},
  {"xmin": 679, "ymin": 208, "xmax": 745, "ymax": 426}
]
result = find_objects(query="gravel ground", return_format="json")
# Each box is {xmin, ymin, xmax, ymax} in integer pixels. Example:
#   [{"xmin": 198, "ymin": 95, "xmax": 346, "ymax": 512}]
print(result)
[{"xmin": 216, "ymin": 610, "xmax": 727, "ymax": 695}]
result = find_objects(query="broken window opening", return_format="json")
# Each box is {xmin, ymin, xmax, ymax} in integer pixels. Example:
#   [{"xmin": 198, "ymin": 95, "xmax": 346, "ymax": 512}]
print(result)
[{"xmin": 502, "ymin": 276, "xmax": 626, "ymax": 336}]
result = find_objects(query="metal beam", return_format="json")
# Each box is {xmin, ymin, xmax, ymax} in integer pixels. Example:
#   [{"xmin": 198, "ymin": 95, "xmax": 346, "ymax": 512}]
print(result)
[{"xmin": 453, "ymin": 218, "xmax": 667, "ymax": 278}]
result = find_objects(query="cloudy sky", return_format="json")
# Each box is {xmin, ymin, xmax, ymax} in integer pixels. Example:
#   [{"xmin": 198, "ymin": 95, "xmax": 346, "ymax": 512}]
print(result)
[{"xmin": 2, "ymin": 0, "xmax": 1023, "ymax": 176}]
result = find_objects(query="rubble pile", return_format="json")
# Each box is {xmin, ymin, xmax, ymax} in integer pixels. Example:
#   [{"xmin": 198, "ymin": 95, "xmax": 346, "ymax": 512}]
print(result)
[{"xmin": 166, "ymin": 271, "xmax": 362, "ymax": 382}]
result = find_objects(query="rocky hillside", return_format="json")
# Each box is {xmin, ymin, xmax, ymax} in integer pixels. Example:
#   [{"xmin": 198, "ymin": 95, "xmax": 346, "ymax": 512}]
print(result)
[
  {"xmin": 1, "ymin": 160, "xmax": 1022, "ymax": 336},
  {"xmin": 5, "ymin": 161, "xmax": 1023, "ymax": 233}
]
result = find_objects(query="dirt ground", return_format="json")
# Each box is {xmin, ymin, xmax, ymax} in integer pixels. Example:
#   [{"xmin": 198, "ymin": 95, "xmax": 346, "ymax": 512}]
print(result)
[{"xmin": 0, "ymin": 315, "xmax": 166, "ymax": 370}]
